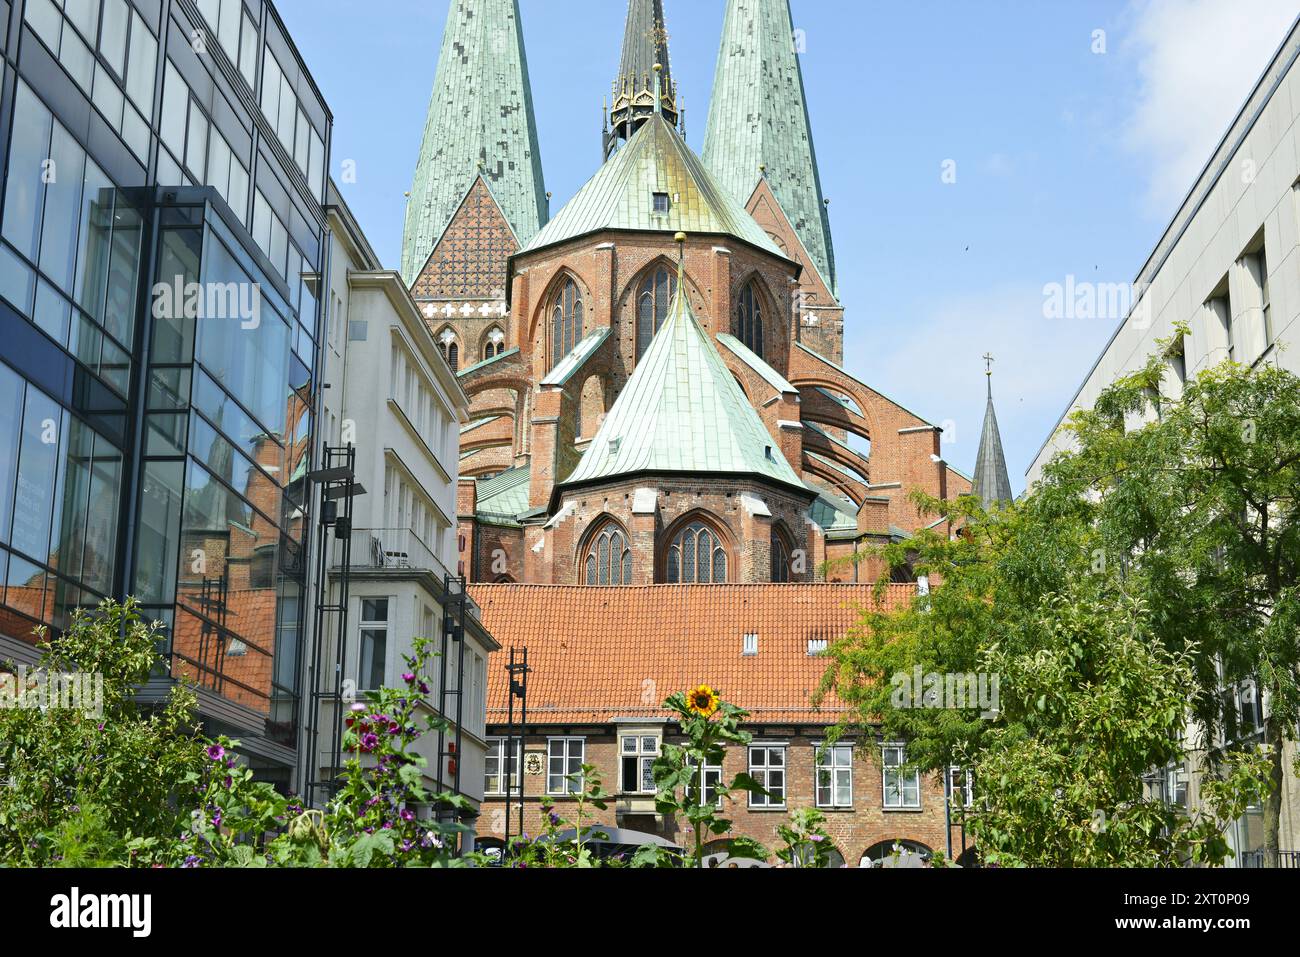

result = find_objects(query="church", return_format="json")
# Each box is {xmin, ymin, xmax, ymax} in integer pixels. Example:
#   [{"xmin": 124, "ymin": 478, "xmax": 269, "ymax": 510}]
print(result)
[{"xmin": 400, "ymin": 0, "xmax": 1010, "ymax": 864}]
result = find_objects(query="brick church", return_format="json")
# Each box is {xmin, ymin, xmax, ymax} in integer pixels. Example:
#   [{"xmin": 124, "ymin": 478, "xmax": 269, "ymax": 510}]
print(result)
[{"xmin": 400, "ymin": 0, "xmax": 1009, "ymax": 865}]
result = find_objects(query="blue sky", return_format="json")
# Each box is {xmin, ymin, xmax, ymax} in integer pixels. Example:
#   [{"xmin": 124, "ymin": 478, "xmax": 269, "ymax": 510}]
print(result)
[{"xmin": 278, "ymin": 0, "xmax": 1297, "ymax": 492}]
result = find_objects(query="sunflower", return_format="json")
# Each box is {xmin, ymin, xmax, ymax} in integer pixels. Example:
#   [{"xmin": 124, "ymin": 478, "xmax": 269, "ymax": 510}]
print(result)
[{"xmin": 685, "ymin": 684, "xmax": 720, "ymax": 719}]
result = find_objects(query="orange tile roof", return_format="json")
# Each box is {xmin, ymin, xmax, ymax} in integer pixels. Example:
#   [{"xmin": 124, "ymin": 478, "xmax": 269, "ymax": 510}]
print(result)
[{"xmin": 474, "ymin": 583, "xmax": 912, "ymax": 725}]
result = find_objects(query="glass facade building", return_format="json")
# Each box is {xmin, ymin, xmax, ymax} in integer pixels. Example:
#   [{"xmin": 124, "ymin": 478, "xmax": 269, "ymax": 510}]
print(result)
[{"xmin": 0, "ymin": 0, "xmax": 329, "ymax": 776}]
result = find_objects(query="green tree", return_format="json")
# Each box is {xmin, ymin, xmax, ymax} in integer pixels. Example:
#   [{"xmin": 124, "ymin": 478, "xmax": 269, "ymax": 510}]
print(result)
[
  {"xmin": 0, "ymin": 600, "xmax": 205, "ymax": 865},
  {"xmin": 819, "ymin": 355, "xmax": 1297, "ymax": 865}
]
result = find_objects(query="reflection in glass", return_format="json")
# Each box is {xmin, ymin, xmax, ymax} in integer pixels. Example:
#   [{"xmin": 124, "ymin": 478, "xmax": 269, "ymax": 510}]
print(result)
[{"xmin": 11, "ymin": 388, "xmax": 61, "ymax": 561}]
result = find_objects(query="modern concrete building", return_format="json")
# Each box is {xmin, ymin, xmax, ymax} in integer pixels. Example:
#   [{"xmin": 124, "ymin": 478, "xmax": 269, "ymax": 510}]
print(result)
[
  {"xmin": 1027, "ymin": 15, "xmax": 1300, "ymax": 866},
  {"xmin": 309, "ymin": 181, "xmax": 498, "ymax": 822}
]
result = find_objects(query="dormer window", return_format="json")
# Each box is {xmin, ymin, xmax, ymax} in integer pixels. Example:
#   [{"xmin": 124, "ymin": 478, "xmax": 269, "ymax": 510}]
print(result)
[{"xmin": 652, "ymin": 192, "xmax": 670, "ymax": 214}]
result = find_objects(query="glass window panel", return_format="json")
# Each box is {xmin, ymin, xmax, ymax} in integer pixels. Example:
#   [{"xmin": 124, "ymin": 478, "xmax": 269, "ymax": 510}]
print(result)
[
  {"xmin": 308, "ymin": 131, "xmax": 325, "ymax": 199},
  {"xmin": 103, "ymin": 198, "xmax": 143, "ymax": 344},
  {"xmin": 100, "ymin": 0, "xmax": 129, "ymax": 76},
  {"xmin": 92, "ymin": 62, "xmax": 125, "ymax": 127},
  {"xmin": 238, "ymin": 14, "xmax": 258, "ymax": 88},
  {"xmin": 228, "ymin": 161, "xmax": 249, "ymax": 223},
  {"xmin": 217, "ymin": 0, "xmax": 238, "ymax": 61},
  {"xmin": 73, "ymin": 157, "xmax": 113, "ymax": 324},
  {"xmin": 61, "ymin": 28, "xmax": 96, "ymax": 91},
  {"xmin": 33, "ymin": 279, "xmax": 71, "ymax": 345},
  {"xmin": 133, "ymin": 458, "xmax": 183, "ymax": 603},
  {"xmin": 125, "ymin": 13, "xmax": 156, "ymax": 115},
  {"xmin": 277, "ymin": 79, "xmax": 295, "ymax": 147},
  {"xmin": 63, "ymin": 0, "xmax": 100, "ymax": 40},
  {"xmin": 194, "ymin": 370, "xmax": 283, "ymax": 476},
  {"xmin": 184, "ymin": 103, "xmax": 208, "ymax": 178},
  {"xmin": 196, "ymin": 237, "xmax": 290, "ymax": 436},
  {"xmin": 207, "ymin": 131, "xmax": 231, "ymax": 199},
  {"xmin": 151, "ymin": 226, "xmax": 202, "ymax": 363},
  {"xmin": 11, "ymin": 387, "xmax": 62, "ymax": 560},
  {"xmin": 2, "ymin": 83, "xmax": 54, "ymax": 261},
  {"xmin": 260, "ymin": 52, "xmax": 282, "ymax": 127},
  {"xmin": 157, "ymin": 149, "xmax": 183, "ymax": 190},
  {"xmin": 30, "ymin": 159, "xmax": 88, "ymax": 320},
  {"xmin": 359, "ymin": 628, "xmax": 386, "ymax": 689},
  {"xmin": 121, "ymin": 105, "xmax": 150, "ymax": 161},
  {"xmin": 24, "ymin": 0, "xmax": 62, "ymax": 49},
  {"xmin": 0, "ymin": 244, "xmax": 36, "ymax": 317},
  {"xmin": 160, "ymin": 63, "xmax": 188, "ymax": 156},
  {"xmin": 5, "ymin": 553, "xmax": 48, "ymax": 625},
  {"xmin": 54, "ymin": 416, "xmax": 95, "ymax": 583},
  {"xmin": 0, "ymin": 366, "xmax": 25, "ymax": 546},
  {"xmin": 294, "ymin": 107, "xmax": 309, "ymax": 172}
]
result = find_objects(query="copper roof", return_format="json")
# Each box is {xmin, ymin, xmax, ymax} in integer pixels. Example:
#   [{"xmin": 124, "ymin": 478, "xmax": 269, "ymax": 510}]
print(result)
[{"xmin": 476, "ymin": 583, "xmax": 913, "ymax": 725}]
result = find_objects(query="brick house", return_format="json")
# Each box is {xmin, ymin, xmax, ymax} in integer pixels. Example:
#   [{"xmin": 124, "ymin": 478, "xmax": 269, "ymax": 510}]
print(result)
[{"xmin": 472, "ymin": 583, "xmax": 974, "ymax": 866}]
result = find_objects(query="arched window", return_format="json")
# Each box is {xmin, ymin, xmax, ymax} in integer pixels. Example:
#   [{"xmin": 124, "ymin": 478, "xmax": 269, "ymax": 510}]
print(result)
[
  {"xmin": 551, "ymin": 278, "xmax": 583, "ymax": 368},
  {"xmin": 736, "ymin": 281, "xmax": 764, "ymax": 357},
  {"xmin": 665, "ymin": 520, "xmax": 727, "ymax": 584},
  {"xmin": 771, "ymin": 526, "xmax": 792, "ymax": 583},
  {"xmin": 584, "ymin": 522, "xmax": 632, "ymax": 585},
  {"xmin": 483, "ymin": 326, "xmax": 506, "ymax": 361},
  {"xmin": 437, "ymin": 328, "xmax": 460, "ymax": 372},
  {"xmin": 636, "ymin": 264, "xmax": 676, "ymax": 359}
]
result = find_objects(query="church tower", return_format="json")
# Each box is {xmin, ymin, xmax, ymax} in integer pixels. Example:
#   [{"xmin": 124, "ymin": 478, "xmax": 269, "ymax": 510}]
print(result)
[
  {"xmin": 402, "ymin": 0, "xmax": 548, "ymax": 373},
  {"xmin": 972, "ymin": 361, "xmax": 1014, "ymax": 507},
  {"xmin": 703, "ymin": 0, "xmax": 843, "ymax": 363},
  {"xmin": 604, "ymin": 0, "xmax": 680, "ymax": 156}
]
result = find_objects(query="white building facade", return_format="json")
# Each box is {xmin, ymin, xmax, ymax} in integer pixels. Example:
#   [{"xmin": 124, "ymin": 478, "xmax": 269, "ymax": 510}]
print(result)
[
  {"xmin": 1028, "ymin": 17, "xmax": 1300, "ymax": 865},
  {"xmin": 304, "ymin": 182, "xmax": 498, "ymax": 836}
]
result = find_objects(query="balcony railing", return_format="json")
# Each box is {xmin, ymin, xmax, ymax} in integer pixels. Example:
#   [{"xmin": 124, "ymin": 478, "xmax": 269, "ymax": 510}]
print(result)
[
  {"xmin": 335, "ymin": 527, "xmax": 451, "ymax": 580},
  {"xmin": 1239, "ymin": 849, "xmax": 1300, "ymax": 868}
]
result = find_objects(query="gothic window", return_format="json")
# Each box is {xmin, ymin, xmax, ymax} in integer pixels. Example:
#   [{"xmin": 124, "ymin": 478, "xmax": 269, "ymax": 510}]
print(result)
[
  {"xmin": 483, "ymin": 326, "xmax": 505, "ymax": 361},
  {"xmin": 664, "ymin": 520, "xmax": 728, "ymax": 584},
  {"xmin": 736, "ymin": 281, "xmax": 764, "ymax": 358},
  {"xmin": 437, "ymin": 328, "xmax": 460, "ymax": 372},
  {"xmin": 771, "ymin": 526, "xmax": 792, "ymax": 583},
  {"xmin": 551, "ymin": 278, "xmax": 583, "ymax": 368},
  {"xmin": 636, "ymin": 264, "xmax": 676, "ymax": 360},
  {"xmin": 584, "ymin": 522, "xmax": 632, "ymax": 586}
]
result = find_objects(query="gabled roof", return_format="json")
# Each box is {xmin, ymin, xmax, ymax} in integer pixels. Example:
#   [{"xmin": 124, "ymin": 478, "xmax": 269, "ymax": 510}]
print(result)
[
  {"xmin": 703, "ymin": 0, "xmax": 837, "ymax": 295},
  {"xmin": 525, "ymin": 114, "xmax": 785, "ymax": 258},
  {"xmin": 560, "ymin": 259, "xmax": 804, "ymax": 492},
  {"xmin": 476, "ymin": 583, "xmax": 913, "ymax": 724},
  {"xmin": 972, "ymin": 381, "xmax": 1013, "ymax": 507},
  {"xmin": 402, "ymin": 0, "xmax": 547, "ymax": 283}
]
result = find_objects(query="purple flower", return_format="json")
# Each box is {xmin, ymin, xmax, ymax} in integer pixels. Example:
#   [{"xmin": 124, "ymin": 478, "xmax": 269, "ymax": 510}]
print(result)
[
  {"xmin": 548, "ymin": 812, "xmax": 561, "ymax": 826},
  {"xmin": 360, "ymin": 732, "xmax": 379, "ymax": 752},
  {"xmin": 402, "ymin": 672, "xmax": 416, "ymax": 684},
  {"xmin": 350, "ymin": 702, "xmax": 366, "ymax": 713},
  {"xmin": 400, "ymin": 809, "xmax": 415, "ymax": 822},
  {"xmin": 417, "ymin": 682, "xmax": 430, "ymax": 695},
  {"xmin": 387, "ymin": 721, "xmax": 401, "ymax": 735},
  {"xmin": 182, "ymin": 855, "xmax": 201, "ymax": 868},
  {"xmin": 206, "ymin": 744, "xmax": 225, "ymax": 762},
  {"xmin": 810, "ymin": 834, "xmax": 825, "ymax": 842}
]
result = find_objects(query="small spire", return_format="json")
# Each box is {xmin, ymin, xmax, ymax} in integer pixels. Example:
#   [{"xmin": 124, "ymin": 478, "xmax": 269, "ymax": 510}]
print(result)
[
  {"xmin": 654, "ymin": 62, "xmax": 663, "ymax": 115},
  {"xmin": 972, "ymin": 355, "xmax": 1013, "ymax": 507}
]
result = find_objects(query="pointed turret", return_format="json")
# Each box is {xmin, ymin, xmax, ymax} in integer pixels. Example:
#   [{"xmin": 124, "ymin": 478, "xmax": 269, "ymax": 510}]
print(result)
[
  {"xmin": 972, "ymin": 359, "xmax": 1014, "ymax": 507},
  {"xmin": 606, "ymin": 0, "xmax": 678, "ymax": 156},
  {"xmin": 401, "ymin": 0, "xmax": 547, "ymax": 285},
  {"xmin": 703, "ymin": 0, "xmax": 836, "ymax": 295},
  {"xmin": 561, "ymin": 236, "xmax": 803, "ymax": 493}
]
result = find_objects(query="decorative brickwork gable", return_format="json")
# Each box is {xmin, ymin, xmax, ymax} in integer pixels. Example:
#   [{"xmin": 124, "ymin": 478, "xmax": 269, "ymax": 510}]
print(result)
[{"xmin": 412, "ymin": 176, "xmax": 520, "ymax": 303}]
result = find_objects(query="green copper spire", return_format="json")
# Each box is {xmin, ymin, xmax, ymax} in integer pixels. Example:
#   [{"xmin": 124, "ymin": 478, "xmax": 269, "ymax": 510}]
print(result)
[
  {"xmin": 402, "ymin": 0, "xmax": 547, "ymax": 284},
  {"xmin": 607, "ymin": 0, "xmax": 678, "ymax": 156},
  {"xmin": 972, "ymin": 358, "xmax": 1014, "ymax": 507},
  {"xmin": 562, "ymin": 240, "xmax": 803, "ymax": 492},
  {"xmin": 703, "ymin": 0, "xmax": 837, "ymax": 294}
]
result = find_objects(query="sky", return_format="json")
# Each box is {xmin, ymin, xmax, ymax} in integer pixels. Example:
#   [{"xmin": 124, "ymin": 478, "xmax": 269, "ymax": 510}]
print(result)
[{"xmin": 277, "ymin": 0, "xmax": 1299, "ymax": 493}]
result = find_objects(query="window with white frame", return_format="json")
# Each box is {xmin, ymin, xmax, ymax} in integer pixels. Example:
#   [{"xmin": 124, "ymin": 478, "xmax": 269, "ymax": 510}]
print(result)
[
  {"xmin": 547, "ymin": 737, "xmax": 585, "ymax": 794},
  {"xmin": 748, "ymin": 745, "xmax": 786, "ymax": 808},
  {"xmin": 620, "ymin": 734, "xmax": 659, "ymax": 794},
  {"xmin": 882, "ymin": 744, "xmax": 920, "ymax": 808},
  {"xmin": 816, "ymin": 743, "xmax": 853, "ymax": 808},
  {"xmin": 947, "ymin": 766, "xmax": 973, "ymax": 809},
  {"xmin": 485, "ymin": 738, "xmax": 520, "ymax": 796},
  {"xmin": 358, "ymin": 598, "xmax": 389, "ymax": 690},
  {"xmin": 686, "ymin": 760, "xmax": 723, "ymax": 808}
]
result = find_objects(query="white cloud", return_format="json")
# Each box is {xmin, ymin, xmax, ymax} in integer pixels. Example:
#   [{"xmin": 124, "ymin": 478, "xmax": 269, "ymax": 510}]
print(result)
[{"xmin": 1122, "ymin": 0, "xmax": 1297, "ymax": 215}]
